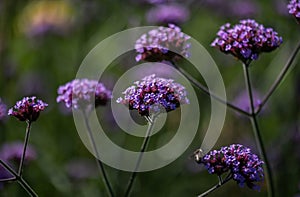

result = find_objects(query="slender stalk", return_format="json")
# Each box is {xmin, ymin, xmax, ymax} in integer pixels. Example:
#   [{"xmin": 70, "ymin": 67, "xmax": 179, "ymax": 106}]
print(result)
[
  {"xmin": 82, "ymin": 110, "xmax": 114, "ymax": 197},
  {"xmin": 256, "ymin": 40, "xmax": 300, "ymax": 114},
  {"xmin": 243, "ymin": 64, "xmax": 274, "ymax": 197},
  {"xmin": 0, "ymin": 160, "xmax": 38, "ymax": 196},
  {"xmin": 170, "ymin": 61, "xmax": 250, "ymax": 116},
  {"xmin": 197, "ymin": 174, "xmax": 232, "ymax": 197},
  {"xmin": 124, "ymin": 116, "xmax": 155, "ymax": 197},
  {"xmin": 18, "ymin": 121, "xmax": 31, "ymax": 176}
]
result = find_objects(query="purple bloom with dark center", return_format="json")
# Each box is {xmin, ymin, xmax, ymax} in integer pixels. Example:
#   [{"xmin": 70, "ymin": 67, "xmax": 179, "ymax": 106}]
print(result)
[
  {"xmin": 8, "ymin": 96, "xmax": 48, "ymax": 122},
  {"xmin": 117, "ymin": 74, "xmax": 189, "ymax": 116},
  {"xmin": 56, "ymin": 79, "xmax": 112, "ymax": 110},
  {"xmin": 288, "ymin": 0, "xmax": 300, "ymax": 23},
  {"xmin": 135, "ymin": 24, "xmax": 191, "ymax": 62},
  {"xmin": 195, "ymin": 144, "xmax": 264, "ymax": 190},
  {"xmin": 146, "ymin": 4, "xmax": 189, "ymax": 25},
  {"xmin": 0, "ymin": 141, "xmax": 37, "ymax": 164},
  {"xmin": 0, "ymin": 99, "xmax": 7, "ymax": 121},
  {"xmin": 211, "ymin": 19, "xmax": 282, "ymax": 65}
]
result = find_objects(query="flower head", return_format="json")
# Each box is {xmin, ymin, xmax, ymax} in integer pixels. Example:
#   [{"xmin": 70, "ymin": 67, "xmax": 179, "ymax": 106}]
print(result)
[
  {"xmin": 146, "ymin": 4, "xmax": 189, "ymax": 25},
  {"xmin": 8, "ymin": 96, "xmax": 48, "ymax": 122},
  {"xmin": 288, "ymin": 0, "xmax": 300, "ymax": 23},
  {"xmin": 211, "ymin": 19, "xmax": 282, "ymax": 65},
  {"xmin": 0, "ymin": 99, "xmax": 7, "ymax": 121},
  {"xmin": 135, "ymin": 24, "xmax": 191, "ymax": 62},
  {"xmin": 195, "ymin": 144, "xmax": 264, "ymax": 190},
  {"xmin": 117, "ymin": 74, "xmax": 189, "ymax": 116},
  {"xmin": 56, "ymin": 79, "xmax": 112, "ymax": 110}
]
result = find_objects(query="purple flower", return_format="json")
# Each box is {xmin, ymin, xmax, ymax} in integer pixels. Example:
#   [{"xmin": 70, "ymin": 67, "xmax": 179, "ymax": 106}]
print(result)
[
  {"xmin": 135, "ymin": 24, "xmax": 191, "ymax": 62},
  {"xmin": 288, "ymin": 0, "xmax": 300, "ymax": 23},
  {"xmin": 0, "ymin": 165, "xmax": 11, "ymax": 188},
  {"xmin": 8, "ymin": 96, "xmax": 48, "ymax": 122},
  {"xmin": 0, "ymin": 99, "xmax": 7, "ymax": 121},
  {"xmin": 211, "ymin": 19, "xmax": 283, "ymax": 65},
  {"xmin": 56, "ymin": 79, "xmax": 112, "ymax": 110},
  {"xmin": 117, "ymin": 74, "xmax": 189, "ymax": 116},
  {"xmin": 234, "ymin": 90, "xmax": 261, "ymax": 113},
  {"xmin": 0, "ymin": 141, "xmax": 37, "ymax": 164},
  {"xmin": 195, "ymin": 144, "xmax": 264, "ymax": 190},
  {"xmin": 146, "ymin": 4, "xmax": 189, "ymax": 25}
]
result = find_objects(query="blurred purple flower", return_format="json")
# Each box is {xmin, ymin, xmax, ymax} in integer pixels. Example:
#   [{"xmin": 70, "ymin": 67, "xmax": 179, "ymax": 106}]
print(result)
[
  {"xmin": 288, "ymin": 0, "xmax": 300, "ymax": 23},
  {"xmin": 195, "ymin": 144, "xmax": 264, "ymax": 191},
  {"xmin": 211, "ymin": 19, "xmax": 282, "ymax": 65},
  {"xmin": 8, "ymin": 96, "xmax": 48, "ymax": 122},
  {"xmin": 65, "ymin": 158, "xmax": 97, "ymax": 180},
  {"xmin": 135, "ymin": 24, "xmax": 191, "ymax": 62},
  {"xmin": 56, "ymin": 79, "xmax": 112, "ymax": 110},
  {"xmin": 146, "ymin": 4, "xmax": 189, "ymax": 25},
  {"xmin": 234, "ymin": 90, "xmax": 261, "ymax": 113},
  {"xmin": 0, "ymin": 141, "xmax": 37, "ymax": 164},
  {"xmin": 117, "ymin": 74, "xmax": 189, "ymax": 116},
  {"xmin": 0, "ymin": 99, "xmax": 7, "ymax": 121},
  {"xmin": 0, "ymin": 165, "xmax": 12, "ymax": 189}
]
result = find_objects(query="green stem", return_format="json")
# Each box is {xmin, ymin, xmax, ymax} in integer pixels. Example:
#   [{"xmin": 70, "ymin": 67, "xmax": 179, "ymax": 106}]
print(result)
[
  {"xmin": 18, "ymin": 121, "xmax": 31, "ymax": 176},
  {"xmin": 197, "ymin": 174, "xmax": 232, "ymax": 197},
  {"xmin": 0, "ymin": 160, "xmax": 38, "ymax": 196},
  {"xmin": 243, "ymin": 64, "xmax": 274, "ymax": 197},
  {"xmin": 124, "ymin": 116, "xmax": 155, "ymax": 197},
  {"xmin": 170, "ymin": 61, "xmax": 250, "ymax": 116},
  {"xmin": 256, "ymin": 40, "xmax": 300, "ymax": 114},
  {"xmin": 82, "ymin": 111, "xmax": 115, "ymax": 197}
]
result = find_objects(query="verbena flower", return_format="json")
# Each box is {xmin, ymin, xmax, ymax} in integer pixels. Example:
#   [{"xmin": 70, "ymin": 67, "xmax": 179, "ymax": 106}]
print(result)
[
  {"xmin": 0, "ymin": 99, "xmax": 7, "ymax": 121},
  {"xmin": 288, "ymin": 0, "xmax": 300, "ymax": 23},
  {"xmin": 135, "ymin": 24, "xmax": 191, "ymax": 62},
  {"xmin": 56, "ymin": 79, "xmax": 112, "ymax": 110},
  {"xmin": 195, "ymin": 144, "xmax": 264, "ymax": 190},
  {"xmin": 0, "ymin": 141, "xmax": 37, "ymax": 164},
  {"xmin": 211, "ymin": 19, "xmax": 282, "ymax": 65},
  {"xmin": 146, "ymin": 4, "xmax": 189, "ymax": 25},
  {"xmin": 117, "ymin": 74, "xmax": 189, "ymax": 116},
  {"xmin": 8, "ymin": 96, "xmax": 48, "ymax": 122}
]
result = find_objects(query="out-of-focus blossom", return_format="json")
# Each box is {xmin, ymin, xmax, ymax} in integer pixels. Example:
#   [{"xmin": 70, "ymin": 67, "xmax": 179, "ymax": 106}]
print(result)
[
  {"xmin": 8, "ymin": 96, "xmax": 48, "ymax": 122},
  {"xmin": 65, "ymin": 158, "xmax": 97, "ymax": 180},
  {"xmin": 117, "ymin": 74, "xmax": 189, "ymax": 116},
  {"xmin": 146, "ymin": 4, "xmax": 189, "ymax": 25},
  {"xmin": 135, "ymin": 24, "xmax": 191, "ymax": 62},
  {"xmin": 288, "ymin": 0, "xmax": 300, "ymax": 23},
  {"xmin": 0, "ymin": 98, "xmax": 7, "ymax": 121},
  {"xmin": 56, "ymin": 79, "xmax": 112, "ymax": 110},
  {"xmin": 0, "ymin": 141, "xmax": 37, "ymax": 164},
  {"xmin": 0, "ymin": 165, "xmax": 12, "ymax": 189},
  {"xmin": 18, "ymin": 0, "xmax": 74, "ymax": 37},
  {"xmin": 211, "ymin": 19, "xmax": 282, "ymax": 65},
  {"xmin": 234, "ymin": 90, "xmax": 261, "ymax": 113},
  {"xmin": 195, "ymin": 144, "xmax": 264, "ymax": 190},
  {"xmin": 18, "ymin": 72, "xmax": 48, "ymax": 97}
]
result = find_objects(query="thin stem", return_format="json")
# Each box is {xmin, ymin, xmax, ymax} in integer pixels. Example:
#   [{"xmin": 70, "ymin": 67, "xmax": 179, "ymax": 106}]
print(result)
[
  {"xmin": 170, "ymin": 61, "xmax": 250, "ymax": 116},
  {"xmin": 243, "ymin": 64, "xmax": 274, "ymax": 197},
  {"xmin": 0, "ymin": 177, "xmax": 16, "ymax": 182},
  {"xmin": 18, "ymin": 121, "xmax": 31, "ymax": 176},
  {"xmin": 82, "ymin": 111, "xmax": 115, "ymax": 197},
  {"xmin": 0, "ymin": 160, "xmax": 38, "ymax": 196},
  {"xmin": 124, "ymin": 116, "xmax": 155, "ymax": 197},
  {"xmin": 256, "ymin": 40, "xmax": 300, "ymax": 114},
  {"xmin": 197, "ymin": 174, "xmax": 232, "ymax": 197}
]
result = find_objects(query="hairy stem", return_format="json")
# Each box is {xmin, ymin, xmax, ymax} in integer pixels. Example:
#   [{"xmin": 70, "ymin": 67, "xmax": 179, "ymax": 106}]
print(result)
[
  {"xmin": 18, "ymin": 121, "xmax": 31, "ymax": 176},
  {"xmin": 256, "ymin": 40, "xmax": 300, "ymax": 114},
  {"xmin": 82, "ymin": 111, "xmax": 115, "ymax": 197},
  {"xmin": 124, "ymin": 116, "xmax": 155, "ymax": 197},
  {"xmin": 243, "ymin": 64, "xmax": 274, "ymax": 197},
  {"xmin": 170, "ymin": 61, "xmax": 250, "ymax": 116}
]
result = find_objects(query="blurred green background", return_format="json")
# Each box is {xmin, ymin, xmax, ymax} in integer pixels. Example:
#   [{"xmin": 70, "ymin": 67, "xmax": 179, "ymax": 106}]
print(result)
[{"xmin": 0, "ymin": 0, "xmax": 299, "ymax": 196}]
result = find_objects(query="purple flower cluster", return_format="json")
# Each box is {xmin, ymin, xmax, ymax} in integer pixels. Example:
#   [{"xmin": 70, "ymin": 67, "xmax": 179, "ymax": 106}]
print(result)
[
  {"xmin": 288, "ymin": 0, "xmax": 300, "ymax": 23},
  {"xmin": 56, "ymin": 79, "xmax": 112, "ymax": 109},
  {"xmin": 117, "ymin": 74, "xmax": 189, "ymax": 116},
  {"xmin": 8, "ymin": 96, "xmax": 48, "ymax": 122},
  {"xmin": 211, "ymin": 19, "xmax": 282, "ymax": 65},
  {"xmin": 196, "ymin": 144, "xmax": 264, "ymax": 190},
  {"xmin": 0, "ymin": 99, "xmax": 7, "ymax": 121},
  {"xmin": 146, "ymin": 4, "xmax": 189, "ymax": 25},
  {"xmin": 135, "ymin": 24, "xmax": 191, "ymax": 62}
]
